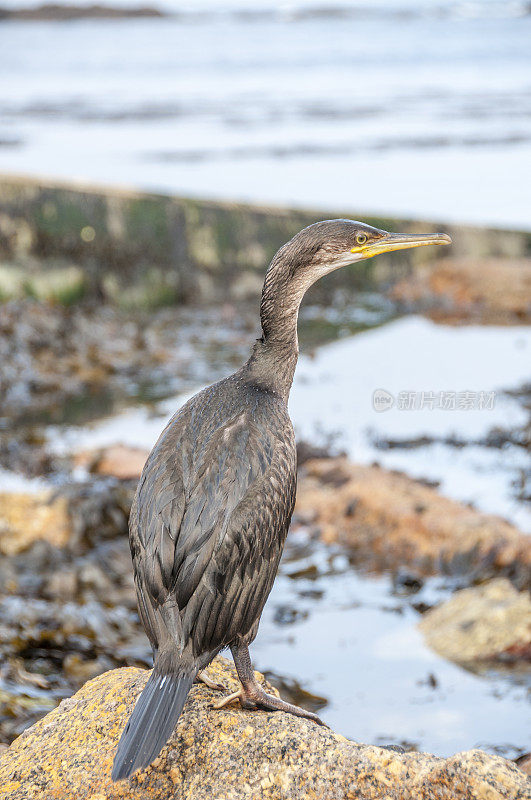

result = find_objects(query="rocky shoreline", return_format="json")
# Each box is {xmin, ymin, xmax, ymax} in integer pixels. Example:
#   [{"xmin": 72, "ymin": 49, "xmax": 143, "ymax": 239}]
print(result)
[
  {"xmin": 0, "ymin": 229, "xmax": 529, "ymax": 777},
  {"xmin": 1, "ymin": 658, "xmax": 529, "ymax": 800},
  {"xmin": 0, "ymin": 290, "xmax": 530, "ymax": 756},
  {"xmin": 0, "ymin": 299, "xmax": 256, "ymax": 431},
  {"xmin": 1, "ymin": 439, "xmax": 530, "ymax": 749}
]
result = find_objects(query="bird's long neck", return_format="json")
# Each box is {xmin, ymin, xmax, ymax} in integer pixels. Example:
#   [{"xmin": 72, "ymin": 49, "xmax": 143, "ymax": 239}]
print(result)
[{"xmin": 244, "ymin": 253, "xmax": 308, "ymax": 401}]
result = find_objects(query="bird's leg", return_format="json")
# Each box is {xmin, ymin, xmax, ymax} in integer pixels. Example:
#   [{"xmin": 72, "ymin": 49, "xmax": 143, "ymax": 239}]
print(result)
[
  {"xmin": 195, "ymin": 670, "xmax": 225, "ymax": 691},
  {"xmin": 213, "ymin": 641, "xmax": 326, "ymax": 727}
]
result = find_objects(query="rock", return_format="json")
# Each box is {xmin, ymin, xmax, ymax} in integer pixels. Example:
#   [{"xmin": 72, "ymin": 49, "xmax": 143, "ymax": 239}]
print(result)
[
  {"xmin": 295, "ymin": 459, "xmax": 531, "ymax": 585},
  {"xmin": 390, "ymin": 258, "xmax": 531, "ymax": 324},
  {"xmin": 0, "ymin": 491, "xmax": 70, "ymax": 555},
  {"xmin": 0, "ymin": 481, "xmax": 135, "ymax": 556},
  {"xmin": 74, "ymin": 445, "xmax": 148, "ymax": 480},
  {"xmin": 516, "ymin": 754, "xmax": 531, "ymax": 777},
  {"xmin": 63, "ymin": 654, "xmax": 110, "ymax": 685},
  {"xmin": 0, "ymin": 658, "xmax": 528, "ymax": 800},
  {"xmin": 0, "ymin": 537, "xmax": 146, "ymax": 745},
  {"xmin": 418, "ymin": 578, "xmax": 531, "ymax": 664},
  {"xmin": 48, "ymin": 481, "xmax": 134, "ymax": 551},
  {"xmin": 0, "ymin": 595, "xmax": 140, "ymax": 660},
  {"xmin": 43, "ymin": 567, "xmax": 78, "ymax": 600},
  {"xmin": 0, "ymin": 4, "xmax": 166, "ymax": 21}
]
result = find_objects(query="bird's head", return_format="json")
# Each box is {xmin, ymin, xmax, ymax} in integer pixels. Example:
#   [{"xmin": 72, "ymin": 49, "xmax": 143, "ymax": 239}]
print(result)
[
  {"xmin": 275, "ymin": 219, "xmax": 451, "ymax": 286},
  {"xmin": 260, "ymin": 218, "xmax": 452, "ymax": 345}
]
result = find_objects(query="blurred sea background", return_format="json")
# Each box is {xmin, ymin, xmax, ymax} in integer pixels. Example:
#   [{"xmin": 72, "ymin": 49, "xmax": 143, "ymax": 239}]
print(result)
[{"xmin": 1, "ymin": 0, "xmax": 531, "ymax": 227}]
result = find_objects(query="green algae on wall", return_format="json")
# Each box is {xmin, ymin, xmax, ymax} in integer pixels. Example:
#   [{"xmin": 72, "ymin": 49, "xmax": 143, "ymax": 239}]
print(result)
[
  {"xmin": 0, "ymin": 175, "xmax": 529, "ymax": 308},
  {"xmin": 0, "ymin": 262, "xmax": 86, "ymax": 304}
]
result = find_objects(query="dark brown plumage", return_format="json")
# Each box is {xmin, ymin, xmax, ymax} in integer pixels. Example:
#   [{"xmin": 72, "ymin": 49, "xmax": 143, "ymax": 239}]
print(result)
[{"xmin": 112, "ymin": 220, "xmax": 451, "ymax": 780}]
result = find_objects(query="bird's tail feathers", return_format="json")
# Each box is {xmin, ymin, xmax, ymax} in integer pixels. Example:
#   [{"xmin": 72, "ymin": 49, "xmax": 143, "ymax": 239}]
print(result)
[{"xmin": 112, "ymin": 663, "xmax": 196, "ymax": 781}]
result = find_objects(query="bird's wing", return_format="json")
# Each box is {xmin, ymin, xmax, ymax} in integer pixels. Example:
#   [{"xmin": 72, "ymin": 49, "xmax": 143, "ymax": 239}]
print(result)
[{"xmin": 130, "ymin": 396, "xmax": 295, "ymax": 659}]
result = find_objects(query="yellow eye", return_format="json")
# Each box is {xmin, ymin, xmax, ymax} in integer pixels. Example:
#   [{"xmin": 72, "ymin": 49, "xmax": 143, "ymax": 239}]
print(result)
[{"xmin": 356, "ymin": 233, "xmax": 367, "ymax": 246}]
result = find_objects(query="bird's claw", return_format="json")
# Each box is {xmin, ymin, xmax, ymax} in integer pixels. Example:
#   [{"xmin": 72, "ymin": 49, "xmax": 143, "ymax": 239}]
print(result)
[
  {"xmin": 212, "ymin": 689, "xmax": 242, "ymax": 709},
  {"xmin": 196, "ymin": 670, "xmax": 225, "ymax": 692}
]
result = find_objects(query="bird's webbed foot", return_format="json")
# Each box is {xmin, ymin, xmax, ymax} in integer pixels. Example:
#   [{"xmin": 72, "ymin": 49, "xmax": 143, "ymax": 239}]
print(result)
[
  {"xmin": 213, "ymin": 683, "xmax": 326, "ymax": 726},
  {"xmin": 212, "ymin": 641, "xmax": 327, "ymax": 727},
  {"xmin": 195, "ymin": 669, "xmax": 225, "ymax": 692}
]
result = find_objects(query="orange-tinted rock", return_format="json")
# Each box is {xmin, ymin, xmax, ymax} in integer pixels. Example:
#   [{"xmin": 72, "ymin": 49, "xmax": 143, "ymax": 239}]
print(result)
[
  {"xmin": 390, "ymin": 258, "xmax": 531, "ymax": 323},
  {"xmin": 517, "ymin": 754, "xmax": 531, "ymax": 777},
  {"xmin": 75, "ymin": 445, "xmax": 148, "ymax": 480},
  {"xmin": 0, "ymin": 491, "xmax": 71, "ymax": 555},
  {"xmin": 0, "ymin": 658, "xmax": 528, "ymax": 800},
  {"xmin": 295, "ymin": 458, "xmax": 531, "ymax": 579}
]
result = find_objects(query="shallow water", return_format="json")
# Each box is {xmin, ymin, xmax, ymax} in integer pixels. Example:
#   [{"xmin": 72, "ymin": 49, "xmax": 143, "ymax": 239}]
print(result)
[
  {"xmin": 49, "ymin": 316, "xmax": 531, "ymax": 529},
  {"xmin": 292, "ymin": 317, "xmax": 531, "ymax": 530},
  {"xmin": 261, "ymin": 529, "xmax": 529, "ymax": 758},
  {"xmin": 1, "ymin": 0, "xmax": 531, "ymax": 226}
]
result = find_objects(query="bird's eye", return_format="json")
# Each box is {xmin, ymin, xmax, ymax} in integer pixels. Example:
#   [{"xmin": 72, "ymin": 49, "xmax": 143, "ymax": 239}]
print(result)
[{"xmin": 356, "ymin": 233, "xmax": 367, "ymax": 246}]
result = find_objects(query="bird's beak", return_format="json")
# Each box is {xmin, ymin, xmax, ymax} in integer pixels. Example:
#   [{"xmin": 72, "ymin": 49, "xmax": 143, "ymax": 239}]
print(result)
[{"xmin": 352, "ymin": 231, "xmax": 452, "ymax": 259}]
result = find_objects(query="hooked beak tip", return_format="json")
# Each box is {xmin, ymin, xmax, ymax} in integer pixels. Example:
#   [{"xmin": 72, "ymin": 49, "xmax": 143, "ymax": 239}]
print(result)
[{"xmin": 371, "ymin": 230, "xmax": 453, "ymax": 255}]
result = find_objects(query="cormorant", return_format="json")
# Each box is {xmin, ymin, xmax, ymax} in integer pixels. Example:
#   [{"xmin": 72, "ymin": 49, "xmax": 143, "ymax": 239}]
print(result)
[{"xmin": 112, "ymin": 219, "xmax": 451, "ymax": 780}]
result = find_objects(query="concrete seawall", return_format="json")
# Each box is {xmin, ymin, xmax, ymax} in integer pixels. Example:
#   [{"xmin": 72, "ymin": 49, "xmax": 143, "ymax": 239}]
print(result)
[{"xmin": 1, "ymin": 175, "xmax": 530, "ymax": 308}]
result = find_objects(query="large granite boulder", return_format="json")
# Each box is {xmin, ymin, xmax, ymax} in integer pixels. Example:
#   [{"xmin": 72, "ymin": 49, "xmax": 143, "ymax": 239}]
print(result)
[{"xmin": 0, "ymin": 657, "xmax": 528, "ymax": 800}]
